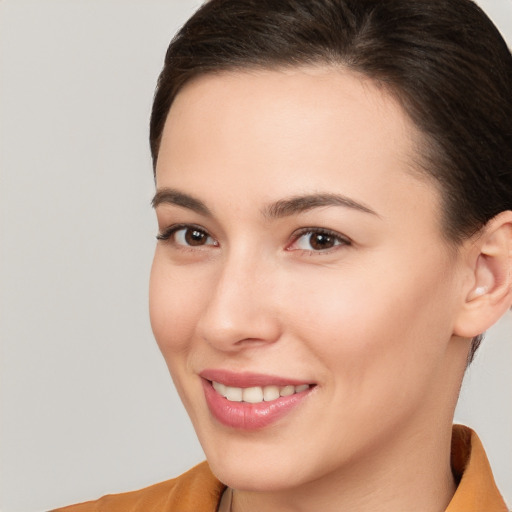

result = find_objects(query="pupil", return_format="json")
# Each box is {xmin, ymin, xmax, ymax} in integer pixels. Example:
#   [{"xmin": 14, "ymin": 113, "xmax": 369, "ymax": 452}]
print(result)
[
  {"xmin": 311, "ymin": 233, "xmax": 333, "ymax": 250},
  {"xmin": 185, "ymin": 229, "xmax": 206, "ymax": 246}
]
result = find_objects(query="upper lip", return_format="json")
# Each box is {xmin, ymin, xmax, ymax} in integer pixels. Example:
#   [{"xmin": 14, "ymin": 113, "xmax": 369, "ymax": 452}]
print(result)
[{"xmin": 199, "ymin": 369, "xmax": 314, "ymax": 388}]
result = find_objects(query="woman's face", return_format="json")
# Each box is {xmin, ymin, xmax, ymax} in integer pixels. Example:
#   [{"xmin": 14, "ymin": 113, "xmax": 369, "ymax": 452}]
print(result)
[{"xmin": 150, "ymin": 68, "xmax": 469, "ymax": 491}]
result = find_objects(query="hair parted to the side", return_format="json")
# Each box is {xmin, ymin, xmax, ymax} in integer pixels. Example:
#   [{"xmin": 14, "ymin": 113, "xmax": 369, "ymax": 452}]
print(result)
[{"xmin": 150, "ymin": 0, "xmax": 512, "ymax": 363}]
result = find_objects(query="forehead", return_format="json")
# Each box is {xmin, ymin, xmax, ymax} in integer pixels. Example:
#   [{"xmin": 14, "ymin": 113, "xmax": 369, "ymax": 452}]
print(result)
[
  {"xmin": 156, "ymin": 67, "xmax": 440, "ymax": 231},
  {"xmin": 159, "ymin": 66, "xmax": 420, "ymax": 175}
]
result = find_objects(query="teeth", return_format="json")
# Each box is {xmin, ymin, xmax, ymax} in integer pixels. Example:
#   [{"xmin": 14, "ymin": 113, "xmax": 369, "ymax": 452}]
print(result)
[
  {"xmin": 242, "ymin": 386, "xmax": 264, "ymax": 403},
  {"xmin": 212, "ymin": 381, "xmax": 311, "ymax": 403},
  {"xmin": 279, "ymin": 385, "xmax": 295, "ymax": 397},
  {"xmin": 225, "ymin": 386, "xmax": 243, "ymax": 402},
  {"xmin": 212, "ymin": 381, "xmax": 226, "ymax": 396},
  {"xmin": 263, "ymin": 385, "xmax": 280, "ymax": 401}
]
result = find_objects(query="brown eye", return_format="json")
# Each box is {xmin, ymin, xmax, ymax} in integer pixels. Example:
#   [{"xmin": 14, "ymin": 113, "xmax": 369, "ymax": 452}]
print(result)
[
  {"xmin": 290, "ymin": 229, "xmax": 350, "ymax": 252},
  {"xmin": 158, "ymin": 226, "xmax": 218, "ymax": 247},
  {"xmin": 184, "ymin": 228, "xmax": 209, "ymax": 246},
  {"xmin": 308, "ymin": 233, "xmax": 336, "ymax": 250}
]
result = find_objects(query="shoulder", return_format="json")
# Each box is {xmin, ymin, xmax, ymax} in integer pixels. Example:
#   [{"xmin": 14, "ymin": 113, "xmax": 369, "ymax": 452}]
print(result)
[{"xmin": 50, "ymin": 462, "xmax": 225, "ymax": 512}]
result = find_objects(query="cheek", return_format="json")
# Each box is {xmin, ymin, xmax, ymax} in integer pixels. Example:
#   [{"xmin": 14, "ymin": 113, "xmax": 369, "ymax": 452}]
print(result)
[
  {"xmin": 149, "ymin": 251, "xmax": 204, "ymax": 359},
  {"xmin": 282, "ymin": 254, "xmax": 458, "ymax": 388},
  {"xmin": 280, "ymin": 263, "xmax": 458, "ymax": 454}
]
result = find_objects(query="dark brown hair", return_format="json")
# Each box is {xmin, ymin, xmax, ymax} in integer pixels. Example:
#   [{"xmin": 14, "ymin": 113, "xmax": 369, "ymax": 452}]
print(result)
[{"xmin": 150, "ymin": 0, "xmax": 512, "ymax": 362}]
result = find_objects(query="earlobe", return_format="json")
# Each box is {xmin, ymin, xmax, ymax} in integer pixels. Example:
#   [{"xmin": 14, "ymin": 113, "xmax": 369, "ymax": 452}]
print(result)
[{"xmin": 453, "ymin": 211, "xmax": 512, "ymax": 338}]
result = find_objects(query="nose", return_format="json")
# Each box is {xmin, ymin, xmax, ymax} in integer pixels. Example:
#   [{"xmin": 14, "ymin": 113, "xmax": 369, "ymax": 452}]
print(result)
[{"xmin": 196, "ymin": 252, "xmax": 282, "ymax": 351}]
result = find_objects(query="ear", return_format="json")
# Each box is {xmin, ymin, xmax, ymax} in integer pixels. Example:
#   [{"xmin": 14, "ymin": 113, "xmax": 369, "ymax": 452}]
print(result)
[{"xmin": 453, "ymin": 211, "xmax": 512, "ymax": 338}]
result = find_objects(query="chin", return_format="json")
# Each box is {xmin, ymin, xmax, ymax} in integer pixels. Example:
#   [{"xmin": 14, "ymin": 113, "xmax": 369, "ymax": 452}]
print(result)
[
  {"xmin": 210, "ymin": 461, "xmax": 304, "ymax": 492},
  {"xmin": 202, "ymin": 436, "xmax": 328, "ymax": 493}
]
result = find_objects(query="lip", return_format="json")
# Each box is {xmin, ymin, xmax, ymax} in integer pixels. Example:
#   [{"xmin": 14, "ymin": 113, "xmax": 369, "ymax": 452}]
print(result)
[
  {"xmin": 199, "ymin": 370, "xmax": 315, "ymax": 430},
  {"xmin": 199, "ymin": 369, "xmax": 313, "ymax": 388}
]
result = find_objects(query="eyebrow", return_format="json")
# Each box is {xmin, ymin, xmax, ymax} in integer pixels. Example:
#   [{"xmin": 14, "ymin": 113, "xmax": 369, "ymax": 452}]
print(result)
[
  {"xmin": 263, "ymin": 193, "xmax": 379, "ymax": 219},
  {"xmin": 152, "ymin": 188, "xmax": 212, "ymax": 216},
  {"xmin": 151, "ymin": 188, "xmax": 379, "ymax": 219}
]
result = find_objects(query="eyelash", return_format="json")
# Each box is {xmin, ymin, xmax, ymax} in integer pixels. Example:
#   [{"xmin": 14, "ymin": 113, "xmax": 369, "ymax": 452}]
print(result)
[
  {"xmin": 156, "ymin": 223, "xmax": 218, "ymax": 247},
  {"xmin": 156, "ymin": 224, "xmax": 351, "ymax": 253},
  {"xmin": 288, "ymin": 227, "xmax": 352, "ymax": 253}
]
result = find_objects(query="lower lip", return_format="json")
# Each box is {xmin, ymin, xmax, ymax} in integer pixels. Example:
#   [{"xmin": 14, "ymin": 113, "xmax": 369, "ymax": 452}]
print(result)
[{"xmin": 201, "ymin": 379, "xmax": 313, "ymax": 430}]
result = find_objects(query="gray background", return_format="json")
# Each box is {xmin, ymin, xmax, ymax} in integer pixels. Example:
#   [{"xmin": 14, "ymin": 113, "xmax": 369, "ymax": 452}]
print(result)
[{"xmin": 0, "ymin": 1, "xmax": 510, "ymax": 511}]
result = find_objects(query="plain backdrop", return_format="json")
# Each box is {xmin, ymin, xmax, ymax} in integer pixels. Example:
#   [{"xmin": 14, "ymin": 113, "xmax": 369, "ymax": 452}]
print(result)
[{"xmin": 0, "ymin": 1, "xmax": 511, "ymax": 511}]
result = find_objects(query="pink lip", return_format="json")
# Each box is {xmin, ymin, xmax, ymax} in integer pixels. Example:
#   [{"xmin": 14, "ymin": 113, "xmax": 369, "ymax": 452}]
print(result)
[
  {"xmin": 199, "ymin": 369, "xmax": 312, "ymax": 388},
  {"xmin": 199, "ymin": 370, "xmax": 315, "ymax": 430}
]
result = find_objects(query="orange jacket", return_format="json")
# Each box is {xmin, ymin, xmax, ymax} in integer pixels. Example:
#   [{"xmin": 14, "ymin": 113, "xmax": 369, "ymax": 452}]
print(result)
[{"xmin": 52, "ymin": 425, "xmax": 508, "ymax": 512}]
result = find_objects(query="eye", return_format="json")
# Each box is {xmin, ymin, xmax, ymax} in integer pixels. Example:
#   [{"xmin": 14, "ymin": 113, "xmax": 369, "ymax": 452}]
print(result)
[
  {"xmin": 174, "ymin": 227, "xmax": 216, "ymax": 247},
  {"xmin": 157, "ymin": 224, "xmax": 218, "ymax": 247},
  {"xmin": 288, "ymin": 228, "xmax": 351, "ymax": 252}
]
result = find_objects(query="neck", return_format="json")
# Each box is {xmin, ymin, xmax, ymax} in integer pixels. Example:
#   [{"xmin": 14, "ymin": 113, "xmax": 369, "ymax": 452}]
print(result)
[{"xmin": 231, "ymin": 422, "xmax": 456, "ymax": 512}]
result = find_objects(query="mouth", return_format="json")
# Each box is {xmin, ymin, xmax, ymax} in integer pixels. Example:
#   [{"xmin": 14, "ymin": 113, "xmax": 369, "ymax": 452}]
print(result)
[
  {"xmin": 199, "ymin": 370, "xmax": 316, "ymax": 430},
  {"xmin": 211, "ymin": 380, "xmax": 311, "ymax": 404}
]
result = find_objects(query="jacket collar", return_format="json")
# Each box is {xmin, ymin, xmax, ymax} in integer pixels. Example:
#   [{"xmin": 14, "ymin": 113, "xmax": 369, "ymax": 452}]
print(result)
[{"xmin": 446, "ymin": 425, "xmax": 508, "ymax": 511}]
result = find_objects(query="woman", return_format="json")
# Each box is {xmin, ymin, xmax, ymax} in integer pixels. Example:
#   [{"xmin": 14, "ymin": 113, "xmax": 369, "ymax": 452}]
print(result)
[{"xmin": 55, "ymin": 0, "xmax": 512, "ymax": 510}]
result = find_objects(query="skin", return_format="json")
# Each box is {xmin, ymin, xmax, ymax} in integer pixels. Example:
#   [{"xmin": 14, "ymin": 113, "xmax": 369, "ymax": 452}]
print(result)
[{"xmin": 149, "ymin": 68, "xmax": 486, "ymax": 512}]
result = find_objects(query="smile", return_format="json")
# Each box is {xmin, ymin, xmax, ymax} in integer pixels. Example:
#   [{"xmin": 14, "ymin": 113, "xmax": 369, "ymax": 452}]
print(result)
[
  {"xmin": 200, "ymin": 371, "xmax": 315, "ymax": 430},
  {"xmin": 212, "ymin": 381, "xmax": 311, "ymax": 403}
]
